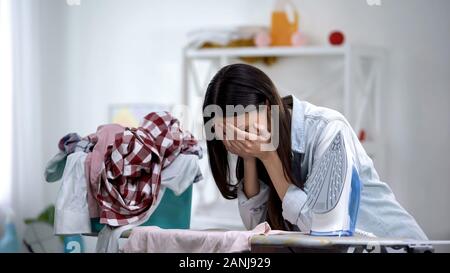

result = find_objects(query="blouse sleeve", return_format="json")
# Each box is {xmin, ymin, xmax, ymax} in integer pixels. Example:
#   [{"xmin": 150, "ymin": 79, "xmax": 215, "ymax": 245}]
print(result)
[
  {"xmin": 237, "ymin": 179, "xmax": 271, "ymax": 230},
  {"xmin": 281, "ymin": 120, "xmax": 362, "ymax": 233}
]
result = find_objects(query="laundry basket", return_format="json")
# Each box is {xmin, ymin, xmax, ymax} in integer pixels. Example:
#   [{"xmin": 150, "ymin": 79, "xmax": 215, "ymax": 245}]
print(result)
[{"xmin": 90, "ymin": 184, "xmax": 193, "ymax": 233}]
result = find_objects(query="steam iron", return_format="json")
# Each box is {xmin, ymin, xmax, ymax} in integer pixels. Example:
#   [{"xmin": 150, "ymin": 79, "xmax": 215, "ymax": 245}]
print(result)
[{"xmin": 305, "ymin": 132, "xmax": 361, "ymax": 236}]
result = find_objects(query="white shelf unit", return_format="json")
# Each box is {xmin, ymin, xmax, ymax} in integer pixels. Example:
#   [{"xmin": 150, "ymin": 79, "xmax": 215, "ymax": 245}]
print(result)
[
  {"xmin": 182, "ymin": 45, "xmax": 386, "ymax": 160},
  {"xmin": 182, "ymin": 45, "xmax": 386, "ymax": 230},
  {"xmin": 185, "ymin": 46, "xmax": 349, "ymax": 58}
]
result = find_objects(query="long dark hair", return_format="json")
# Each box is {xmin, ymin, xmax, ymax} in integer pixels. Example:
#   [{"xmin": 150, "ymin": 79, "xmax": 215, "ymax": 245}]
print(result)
[{"xmin": 202, "ymin": 63, "xmax": 302, "ymax": 230}]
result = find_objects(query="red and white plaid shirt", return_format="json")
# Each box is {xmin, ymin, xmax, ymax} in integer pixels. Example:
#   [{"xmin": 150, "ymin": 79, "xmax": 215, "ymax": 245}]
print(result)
[{"xmin": 94, "ymin": 112, "xmax": 202, "ymax": 226}]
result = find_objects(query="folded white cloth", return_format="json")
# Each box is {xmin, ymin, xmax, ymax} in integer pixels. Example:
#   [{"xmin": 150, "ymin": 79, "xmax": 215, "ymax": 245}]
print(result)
[
  {"xmin": 122, "ymin": 222, "xmax": 271, "ymax": 253},
  {"xmin": 187, "ymin": 26, "xmax": 267, "ymax": 48},
  {"xmin": 54, "ymin": 152, "xmax": 91, "ymax": 235}
]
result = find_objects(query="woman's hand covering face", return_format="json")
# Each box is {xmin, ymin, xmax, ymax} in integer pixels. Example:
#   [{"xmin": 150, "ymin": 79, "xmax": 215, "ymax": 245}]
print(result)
[{"xmin": 216, "ymin": 121, "xmax": 274, "ymax": 161}]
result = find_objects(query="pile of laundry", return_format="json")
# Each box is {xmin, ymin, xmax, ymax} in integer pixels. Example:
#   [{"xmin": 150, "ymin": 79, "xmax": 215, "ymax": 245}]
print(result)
[{"xmin": 44, "ymin": 112, "xmax": 203, "ymax": 252}]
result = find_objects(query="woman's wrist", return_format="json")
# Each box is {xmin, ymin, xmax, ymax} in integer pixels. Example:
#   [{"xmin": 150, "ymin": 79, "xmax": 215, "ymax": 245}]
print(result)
[
  {"xmin": 243, "ymin": 157, "xmax": 259, "ymax": 198},
  {"xmin": 259, "ymin": 151, "xmax": 278, "ymax": 164},
  {"xmin": 243, "ymin": 157, "xmax": 256, "ymax": 164},
  {"xmin": 260, "ymin": 151, "xmax": 291, "ymax": 199}
]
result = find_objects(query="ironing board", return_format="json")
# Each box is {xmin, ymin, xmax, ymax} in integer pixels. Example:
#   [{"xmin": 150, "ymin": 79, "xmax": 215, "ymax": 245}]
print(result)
[
  {"xmin": 250, "ymin": 233, "xmax": 450, "ymax": 253},
  {"xmin": 85, "ymin": 229, "xmax": 450, "ymax": 253}
]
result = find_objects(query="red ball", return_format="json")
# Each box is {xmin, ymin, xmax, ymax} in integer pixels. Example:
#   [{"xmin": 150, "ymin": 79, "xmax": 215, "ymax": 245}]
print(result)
[
  {"xmin": 358, "ymin": 129, "xmax": 366, "ymax": 142},
  {"xmin": 329, "ymin": 31, "xmax": 345, "ymax": 46}
]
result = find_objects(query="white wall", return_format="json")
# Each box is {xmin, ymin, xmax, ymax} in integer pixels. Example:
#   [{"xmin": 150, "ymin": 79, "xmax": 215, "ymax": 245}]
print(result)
[
  {"xmin": 9, "ymin": 0, "xmax": 46, "ymax": 242},
  {"xmin": 296, "ymin": 0, "xmax": 450, "ymax": 241},
  {"xmin": 0, "ymin": 0, "xmax": 13, "ymax": 207},
  {"xmin": 29, "ymin": 0, "xmax": 450, "ymax": 240}
]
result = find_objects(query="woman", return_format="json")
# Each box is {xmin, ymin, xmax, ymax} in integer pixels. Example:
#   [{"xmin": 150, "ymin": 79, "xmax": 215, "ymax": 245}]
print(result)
[{"xmin": 202, "ymin": 63, "xmax": 427, "ymax": 240}]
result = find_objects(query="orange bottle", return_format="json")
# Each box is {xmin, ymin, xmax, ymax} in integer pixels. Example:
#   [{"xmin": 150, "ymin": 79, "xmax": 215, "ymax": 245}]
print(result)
[{"xmin": 270, "ymin": 0, "xmax": 299, "ymax": 46}]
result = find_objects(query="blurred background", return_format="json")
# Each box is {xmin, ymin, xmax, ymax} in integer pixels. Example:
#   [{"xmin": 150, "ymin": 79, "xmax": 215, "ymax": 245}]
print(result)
[{"xmin": 0, "ymin": 0, "xmax": 449, "ymax": 252}]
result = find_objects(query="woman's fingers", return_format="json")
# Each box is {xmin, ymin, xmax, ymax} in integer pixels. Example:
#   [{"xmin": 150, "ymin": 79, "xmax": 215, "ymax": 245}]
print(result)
[
  {"xmin": 225, "ymin": 122, "xmax": 270, "ymax": 142},
  {"xmin": 224, "ymin": 122, "xmax": 272, "ymax": 151},
  {"xmin": 226, "ymin": 123, "xmax": 258, "ymax": 141},
  {"xmin": 230, "ymin": 140, "xmax": 248, "ymax": 152},
  {"xmin": 214, "ymin": 122, "xmax": 225, "ymax": 139},
  {"xmin": 228, "ymin": 122, "xmax": 270, "ymax": 143},
  {"xmin": 224, "ymin": 122, "xmax": 237, "ymax": 140},
  {"xmin": 222, "ymin": 122, "xmax": 273, "ymax": 157},
  {"xmin": 223, "ymin": 140, "xmax": 235, "ymax": 153},
  {"xmin": 253, "ymin": 123, "xmax": 271, "ymax": 142},
  {"xmin": 225, "ymin": 140, "xmax": 249, "ymax": 157}
]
